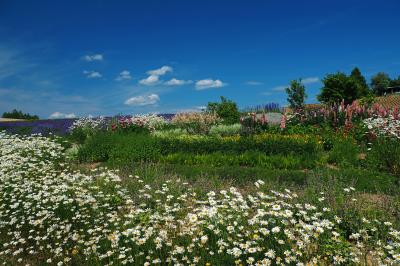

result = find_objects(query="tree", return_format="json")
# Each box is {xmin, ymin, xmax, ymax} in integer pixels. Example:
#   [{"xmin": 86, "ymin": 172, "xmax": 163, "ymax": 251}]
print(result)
[
  {"xmin": 350, "ymin": 67, "xmax": 369, "ymax": 95},
  {"xmin": 2, "ymin": 109, "xmax": 39, "ymax": 120},
  {"xmin": 389, "ymin": 75, "xmax": 400, "ymax": 88},
  {"xmin": 285, "ymin": 79, "xmax": 307, "ymax": 110},
  {"xmin": 371, "ymin": 72, "xmax": 390, "ymax": 96},
  {"xmin": 317, "ymin": 72, "xmax": 368, "ymax": 104},
  {"xmin": 206, "ymin": 96, "xmax": 240, "ymax": 124}
]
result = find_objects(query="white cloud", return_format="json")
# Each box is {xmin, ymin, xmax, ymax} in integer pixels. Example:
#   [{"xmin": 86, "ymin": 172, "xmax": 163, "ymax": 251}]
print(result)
[
  {"xmin": 245, "ymin": 81, "xmax": 263, "ymax": 85},
  {"xmin": 165, "ymin": 78, "xmax": 193, "ymax": 86},
  {"xmin": 139, "ymin": 75, "xmax": 159, "ymax": 85},
  {"xmin": 49, "ymin": 112, "xmax": 76, "ymax": 119},
  {"xmin": 83, "ymin": 54, "xmax": 103, "ymax": 62},
  {"xmin": 124, "ymin": 93, "xmax": 160, "ymax": 106},
  {"xmin": 115, "ymin": 70, "xmax": 132, "ymax": 81},
  {"xmin": 301, "ymin": 77, "xmax": 320, "ymax": 85},
  {"xmin": 139, "ymin": 65, "xmax": 173, "ymax": 86},
  {"xmin": 147, "ymin": 65, "xmax": 172, "ymax": 76},
  {"xmin": 195, "ymin": 79, "xmax": 226, "ymax": 90},
  {"xmin": 271, "ymin": 85, "xmax": 287, "ymax": 92},
  {"xmin": 83, "ymin": 70, "xmax": 102, "ymax": 79}
]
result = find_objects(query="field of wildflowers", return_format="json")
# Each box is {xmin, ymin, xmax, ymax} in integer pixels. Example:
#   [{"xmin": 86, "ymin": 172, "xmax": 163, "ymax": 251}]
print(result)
[
  {"xmin": 2, "ymin": 100, "xmax": 400, "ymax": 265},
  {"xmin": 1, "ymin": 132, "xmax": 400, "ymax": 265}
]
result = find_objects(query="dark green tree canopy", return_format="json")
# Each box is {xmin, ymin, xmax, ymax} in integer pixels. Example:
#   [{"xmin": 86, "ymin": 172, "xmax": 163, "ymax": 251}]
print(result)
[
  {"xmin": 2, "ymin": 109, "xmax": 39, "ymax": 120},
  {"xmin": 350, "ymin": 67, "xmax": 369, "ymax": 95},
  {"xmin": 206, "ymin": 96, "xmax": 240, "ymax": 124},
  {"xmin": 318, "ymin": 70, "xmax": 370, "ymax": 104},
  {"xmin": 389, "ymin": 75, "xmax": 400, "ymax": 88},
  {"xmin": 371, "ymin": 72, "xmax": 391, "ymax": 96},
  {"xmin": 285, "ymin": 79, "xmax": 307, "ymax": 110}
]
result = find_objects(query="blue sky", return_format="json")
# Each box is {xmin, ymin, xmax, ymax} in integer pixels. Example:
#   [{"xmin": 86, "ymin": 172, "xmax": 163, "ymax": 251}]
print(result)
[{"xmin": 0, "ymin": 0, "xmax": 399, "ymax": 118}]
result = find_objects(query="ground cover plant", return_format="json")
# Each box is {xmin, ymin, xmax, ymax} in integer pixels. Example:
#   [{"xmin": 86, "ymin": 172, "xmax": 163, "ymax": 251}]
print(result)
[{"xmin": 1, "ymin": 132, "xmax": 400, "ymax": 265}]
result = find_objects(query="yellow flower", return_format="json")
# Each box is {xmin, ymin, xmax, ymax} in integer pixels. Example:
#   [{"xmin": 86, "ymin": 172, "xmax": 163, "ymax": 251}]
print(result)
[
  {"xmin": 71, "ymin": 248, "xmax": 78, "ymax": 255},
  {"xmin": 206, "ymin": 263, "xmax": 211, "ymax": 266}
]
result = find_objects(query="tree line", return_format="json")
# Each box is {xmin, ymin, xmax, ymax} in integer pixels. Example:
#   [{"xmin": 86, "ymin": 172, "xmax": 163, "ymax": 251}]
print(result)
[
  {"xmin": 2, "ymin": 109, "xmax": 39, "ymax": 120},
  {"xmin": 286, "ymin": 68, "xmax": 400, "ymax": 110}
]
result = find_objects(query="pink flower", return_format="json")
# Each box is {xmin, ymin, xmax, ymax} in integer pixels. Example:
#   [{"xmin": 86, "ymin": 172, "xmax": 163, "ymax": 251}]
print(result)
[{"xmin": 280, "ymin": 114, "xmax": 286, "ymax": 129}]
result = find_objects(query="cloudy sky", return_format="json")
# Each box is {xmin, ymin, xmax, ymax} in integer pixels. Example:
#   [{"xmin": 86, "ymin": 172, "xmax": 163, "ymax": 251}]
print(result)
[{"xmin": 0, "ymin": 0, "xmax": 399, "ymax": 118}]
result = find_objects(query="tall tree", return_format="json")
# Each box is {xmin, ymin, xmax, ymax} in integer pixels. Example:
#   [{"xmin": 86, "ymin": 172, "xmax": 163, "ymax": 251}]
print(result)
[
  {"xmin": 317, "ymin": 72, "xmax": 368, "ymax": 104},
  {"xmin": 285, "ymin": 79, "xmax": 307, "ymax": 110},
  {"xmin": 371, "ymin": 72, "xmax": 391, "ymax": 96},
  {"xmin": 350, "ymin": 67, "xmax": 369, "ymax": 95}
]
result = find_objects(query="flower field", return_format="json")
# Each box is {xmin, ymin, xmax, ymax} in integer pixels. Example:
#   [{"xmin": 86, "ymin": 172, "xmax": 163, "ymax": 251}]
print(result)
[
  {"xmin": 1, "ymin": 132, "xmax": 400, "ymax": 265},
  {"xmin": 2, "ymin": 102, "xmax": 400, "ymax": 265}
]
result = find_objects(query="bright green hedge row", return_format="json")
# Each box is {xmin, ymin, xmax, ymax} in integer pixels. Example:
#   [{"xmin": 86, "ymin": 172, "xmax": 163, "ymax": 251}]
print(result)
[
  {"xmin": 157, "ymin": 133, "xmax": 321, "ymax": 156},
  {"xmin": 77, "ymin": 132, "xmax": 322, "ymax": 165},
  {"xmin": 160, "ymin": 152, "xmax": 320, "ymax": 169}
]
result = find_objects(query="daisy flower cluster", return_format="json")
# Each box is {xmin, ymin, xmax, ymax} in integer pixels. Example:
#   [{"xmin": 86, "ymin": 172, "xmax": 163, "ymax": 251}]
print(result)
[
  {"xmin": 68, "ymin": 116, "xmax": 107, "ymax": 133},
  {"xmin": 1, "ymin": 132, "xmax": 400, "ymax": 265},
  {"xmin": 364, "ymin": 115, "xmax": 400, "ymax": 139}
]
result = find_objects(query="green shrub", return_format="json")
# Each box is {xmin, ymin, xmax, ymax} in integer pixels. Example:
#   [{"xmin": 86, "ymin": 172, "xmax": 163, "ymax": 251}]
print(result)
[
  {"xmin": 207, "ymin": 96, "xmax": 240, "ymax": 124},
  {"xmin": 108, "ymin": 135, "xmax": 161, "ymax": 165},
  {"xmin": 366, "ymin": 138, "xmax": 400, "ymax": 180},
  {"xmin": 209, "ymin": 124, "xmax": 241, "ymax": 136},
  {"xmin": 157, "ymin": 133, "xmax": 321, "ymax": 156},
  {"xmin": 77, "ymin": 133, "xmax": 161, "ymax": 163},
  {"xmin": 161, "ymin": 151, "xmax": 319, "ymax": 169},
  {"xmin": 151, "ymin": 128, "xmax": 187, "ymax": 138},
  {"xmin": 77, "ymin": 132, "xmax": 115, "ymax": 162},
  {"xmin": 328, "ymin": 137, "xmax": 359, "ymax": 167}
]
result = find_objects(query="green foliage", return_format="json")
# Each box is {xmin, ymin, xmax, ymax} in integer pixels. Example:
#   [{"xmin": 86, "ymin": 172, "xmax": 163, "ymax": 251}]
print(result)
[
  {"xmin": 358, "ymin": 94, "xmax": 376, "ymax": 107},
  {"xmin": 318, "ymin": 71, "xmax": 370, "ymax": 104},
  {"xmin": 366, "ymin": 138, "xmax": 400, "ymax": 180},
  {"xmin": 161, "ymin": 151, "xmax": 320, "ymax": 169},
  {"xmin": 77, "ymin": 132, "xmax": 115, "ymax": 162},
  {"xmin": 68, "ymin": 127, "xmax": 95, "ymax": 144},
  {"xmin": 151, "ymin": 128, "xmax": 187, "ymax": 138},
  {"xmin": 77, "ymin": 132, "xmax": 161, "ymax": 163},
  {"xmin": 157, "ymin": 134, "xmax": 321, "ymax": 156},
  {"xmin": 327, "ymin": 138, "xmax": 360, "ymax": 167},
  {"xmin": 285, "ymin": 79, "xmax": 307, "ymax": 110},
  {"xmin": 108, "ymin": 135, "xmax": 161, "ymax": 165},
  {"xmin": 208, "ymin": 123, "xmax": 241, "ymax": 136},
  {"xmin": 2, "ymin": 109, "xmax": 39, "ymax": 120},
  {"xmin": 371, "ymin": 72, "xmax": 391, "ymax": 96},
  {"xmin": 389, "ymin": 75, "xmax": 400, "ymax": 88},
  {"xmin": 207, "ymin": 96, "xmax": 240, "ymax": 124},
  {"xmin": 350, "ymin": 67, "xmax": 369, "ymax": 95}
]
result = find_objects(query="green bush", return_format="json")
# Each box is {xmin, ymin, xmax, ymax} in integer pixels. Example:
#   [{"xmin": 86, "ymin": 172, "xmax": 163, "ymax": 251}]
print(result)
[
  {"xmin": 151, "ymin": 128, "xmax": 187, "ymax": 138},
  {"xmin": 366, "ymin": 138, "xmax": 400, "ymax": 180},
  {"xmin": 108, "ymin": 135, "xmax": 161, "ymax": 165},
  {"xmin": 77, "ymin": 133, "xmax": 161, "ymax": 163},
  {"xmin": 207, "ymin": 96, "xmax": 240, "ymax": 124},
  {"xmin": 161, "ymin": 151, "xmax": 319, "ymax": 169},
  {"xmin": 77, "ymin": 132, "xmax": 115, "ymax": 162},
  {"xmin": 157, "ymin": 133, "xmax": 321, "ymax": 156},
  {"xmin": 209, "ymin": 123, "xmax": 241, "ymax": 136},
  {"xmin": 328, "ymin": 137, "xmax": 359, "ymax": 167}
]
